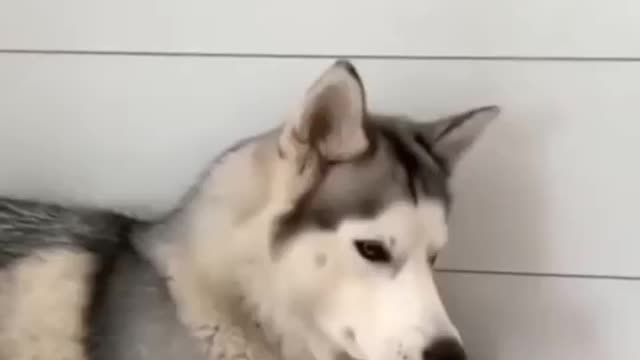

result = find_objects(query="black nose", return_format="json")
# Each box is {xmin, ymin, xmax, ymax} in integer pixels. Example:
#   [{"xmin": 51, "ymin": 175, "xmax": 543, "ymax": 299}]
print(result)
[{"xmin": 422, "ymin": 337, "xmax": 466, "ymax": 360}]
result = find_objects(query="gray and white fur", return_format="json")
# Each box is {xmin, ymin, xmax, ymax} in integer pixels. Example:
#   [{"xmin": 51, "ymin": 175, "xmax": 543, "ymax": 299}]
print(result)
[{"xmin": 0, "ymin": 60, "xmax": 500, "ymax": 360}]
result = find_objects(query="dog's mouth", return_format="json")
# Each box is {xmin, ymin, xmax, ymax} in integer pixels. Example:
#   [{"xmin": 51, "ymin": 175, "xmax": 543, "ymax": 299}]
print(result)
[
  {"xmin": 337, "ymin": 350, "xmax": 364, "ymax": 360},
  {"xmin": 339, "ymin": 338, "xmax": 367, "ymax": 360}
]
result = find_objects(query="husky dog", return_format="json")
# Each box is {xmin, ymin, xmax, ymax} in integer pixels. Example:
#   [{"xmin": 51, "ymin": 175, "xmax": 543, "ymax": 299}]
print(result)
[{"xmin": 0, "ymin": 60, "xmax": 499, "ymax": 360}]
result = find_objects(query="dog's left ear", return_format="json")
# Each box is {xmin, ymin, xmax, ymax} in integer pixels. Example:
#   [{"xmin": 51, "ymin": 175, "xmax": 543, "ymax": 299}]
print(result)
[
  {"xmin": 280, "ymin": 60, "xmax": 368, "ymax": 162},
  {"xmin": 418, "ymin": 105, "xmax": 500, "ymax": 172}
]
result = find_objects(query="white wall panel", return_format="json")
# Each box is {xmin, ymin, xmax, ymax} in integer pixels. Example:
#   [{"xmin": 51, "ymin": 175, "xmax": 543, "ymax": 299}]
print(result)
[
  {"xmin": 436, "ymin": 272, "xmax": 640, "ymax": 360},
  {"xmin": 0, "ymin": 55, "xmax": 639, "ymax": 277},
  {"xmin": 1, "ymin": 0, "xmax": 639, "ymax": 57}
]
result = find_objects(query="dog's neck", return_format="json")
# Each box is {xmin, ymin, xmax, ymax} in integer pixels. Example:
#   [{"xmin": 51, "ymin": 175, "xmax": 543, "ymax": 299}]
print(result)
[{"xmin": 133, "ymin": 135, "xmax": 342, "ymax": 360}]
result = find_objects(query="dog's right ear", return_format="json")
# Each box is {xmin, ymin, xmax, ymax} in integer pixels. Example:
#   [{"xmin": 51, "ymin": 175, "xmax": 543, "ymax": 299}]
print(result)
[{"xmin": 279, "ymin": 60, "xmax": 369, "ymax": 164}]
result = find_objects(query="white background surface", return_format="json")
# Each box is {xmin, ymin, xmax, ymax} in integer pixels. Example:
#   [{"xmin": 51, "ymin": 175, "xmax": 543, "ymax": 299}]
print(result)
[{"xmin": 1, "ymin": 1, "xmax": 638, "ymax": 359}]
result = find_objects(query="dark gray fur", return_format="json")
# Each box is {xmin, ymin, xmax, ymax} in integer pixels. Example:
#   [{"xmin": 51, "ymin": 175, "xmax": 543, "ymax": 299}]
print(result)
[
  {"xmin": 88, "ymin": 247, "xmax": 204, "ymax": 360},
  {"xmin": 274, "ymin": 113, "xmax": 453, "ymax": 244},
  {"xmin": 0, "ymin": 197, "xmax": 137, "ymax": 267}
]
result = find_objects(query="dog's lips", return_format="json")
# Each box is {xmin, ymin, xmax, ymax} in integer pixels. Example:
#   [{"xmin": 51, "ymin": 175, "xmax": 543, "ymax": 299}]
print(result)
[
  {"xmin": 343, "ymin": 351, "xmax": 366, "ymax": 360},
  {"xmin": 342, "ymin": 343, "xmax": 367, "ymax": 360}
]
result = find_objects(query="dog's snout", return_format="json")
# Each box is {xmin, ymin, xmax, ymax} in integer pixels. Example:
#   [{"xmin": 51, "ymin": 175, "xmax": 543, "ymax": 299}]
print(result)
[{"xmin": 421, "ymin": 337, "xmax": 466, "ymax": 360}]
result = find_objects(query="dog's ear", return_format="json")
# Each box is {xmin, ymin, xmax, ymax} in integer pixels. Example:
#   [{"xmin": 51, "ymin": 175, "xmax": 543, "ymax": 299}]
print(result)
[
  {"xmin": 280, "ymin": 60, "xmax": 368, "ymax": 162},
  {"xmin": 418, "ymin": 105, "xmax": 500, "ymax": 171}
]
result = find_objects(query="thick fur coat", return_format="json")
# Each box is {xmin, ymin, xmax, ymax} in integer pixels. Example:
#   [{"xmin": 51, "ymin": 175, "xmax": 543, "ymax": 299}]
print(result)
[{"xmin": 0, "ymin": 60, "xmax": 499, "ymax": 360}]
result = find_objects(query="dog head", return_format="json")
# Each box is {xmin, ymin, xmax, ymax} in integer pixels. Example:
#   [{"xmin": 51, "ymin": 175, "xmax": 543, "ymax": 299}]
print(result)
[{"xmin": 267, "ymin": 60, "xmax": 499, "ymax": 360}]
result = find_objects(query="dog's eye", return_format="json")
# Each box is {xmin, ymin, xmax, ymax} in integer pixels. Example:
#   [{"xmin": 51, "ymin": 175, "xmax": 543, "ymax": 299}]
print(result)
[{"xmin": 354, "ymin": 239, "xmax": 392, "ymax": 263}]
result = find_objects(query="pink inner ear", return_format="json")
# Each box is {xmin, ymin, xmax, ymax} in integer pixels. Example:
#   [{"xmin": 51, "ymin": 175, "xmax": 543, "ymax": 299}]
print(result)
[
  {"xmin": 300, "ymin": 88, "xmax": 338, "ymax": 146},
  {"xmin": 309, "ymin": 87, "xmax": 368, "ymax": 161},
  {"xmin": 283, "ymin": 61, "xmax": 370, "ymax": 162}
]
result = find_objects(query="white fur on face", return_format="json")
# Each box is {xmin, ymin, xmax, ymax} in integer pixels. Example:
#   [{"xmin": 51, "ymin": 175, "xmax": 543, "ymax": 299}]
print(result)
[{"xmin": 272, "ymin": 199, "xmax": 459, "ymax": 360}]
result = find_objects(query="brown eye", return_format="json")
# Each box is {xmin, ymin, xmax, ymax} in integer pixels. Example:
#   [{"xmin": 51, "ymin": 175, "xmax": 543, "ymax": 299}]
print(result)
[
  {"xmin": 428, "ymin": 254, "xmax": 439, "ymax": 266},
  {"xmin": 354, "ymin": 239, "xmax": 392, "ymax": 263}
]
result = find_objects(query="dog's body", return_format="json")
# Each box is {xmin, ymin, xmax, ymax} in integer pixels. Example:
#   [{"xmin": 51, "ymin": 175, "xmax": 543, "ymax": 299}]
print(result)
[{"xmin": 0, "ymin": 61, "xmax": 499, "ymax": 360}]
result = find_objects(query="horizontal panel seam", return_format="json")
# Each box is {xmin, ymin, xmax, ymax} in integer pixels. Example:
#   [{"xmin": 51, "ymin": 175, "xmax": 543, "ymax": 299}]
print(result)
[
  {"xmin": 2, "ymin": 49, "xmax": 640, "ymax": 62},
  {"xmin": 436, "ymin": 268, "xmax": 640, "ymax": 281}
]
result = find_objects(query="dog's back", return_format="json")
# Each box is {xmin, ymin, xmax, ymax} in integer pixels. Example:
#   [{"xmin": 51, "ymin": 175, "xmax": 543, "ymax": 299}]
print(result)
[
  {"xmin": 0, "ymin": 198, "xmax": 135, "ymax": 360},
  {"xmin": 0, "ymin": 198, "xmax": 207, "ymax": 360},
  {"xmin": 0, "ymin": 198, "xmax": 134, "ymax": 266}
]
